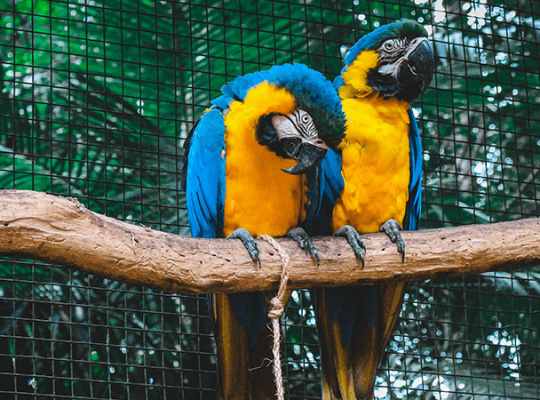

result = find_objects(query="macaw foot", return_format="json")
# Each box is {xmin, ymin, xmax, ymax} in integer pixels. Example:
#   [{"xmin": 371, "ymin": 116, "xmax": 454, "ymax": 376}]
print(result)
[
  {"xmin": 334, "ymin": 225, "xmax": 366, "ymax": 269},
  {"xmin": 227, "ymin": 228, "xmax": 261, "ymax": 269},
  {"xmin": 286, "ymin": 227, "xmax": 320, "ymax": 267},
  {"xmin": 380, "ymin": 219, "xmax": 405, "ymax": 263}
]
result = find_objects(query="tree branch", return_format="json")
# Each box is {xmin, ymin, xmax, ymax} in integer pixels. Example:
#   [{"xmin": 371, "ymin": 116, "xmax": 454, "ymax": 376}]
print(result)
[{"xmin": 0, "ymin": 189, "xmax": 538, "ymax": 294}]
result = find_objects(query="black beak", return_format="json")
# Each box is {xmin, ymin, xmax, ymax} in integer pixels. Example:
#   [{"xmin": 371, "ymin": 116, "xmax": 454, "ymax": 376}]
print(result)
[
  {"xmin": 280, "ymin": 137, "xmax": 302, "ymax": 159},
  {"xmin": 281, "ymin": 142, "xmax": 328, "ymax": 175},
  {"xmin": 398, "ymin": 40, "xmax": 434, "ymax": 100}
]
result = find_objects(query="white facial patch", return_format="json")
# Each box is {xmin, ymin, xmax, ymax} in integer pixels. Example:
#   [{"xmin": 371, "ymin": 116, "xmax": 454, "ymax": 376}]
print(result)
[
  {"xmin": 272, "ymin": 109, "xmax": 328, "ymax": 149},
  {"xmin": 272, "ymin": 114, "xmax": 300, "ymax": 140},
  {"xmin": 378, "ymin": 36, "xmax": 429, "ymax": 78}
]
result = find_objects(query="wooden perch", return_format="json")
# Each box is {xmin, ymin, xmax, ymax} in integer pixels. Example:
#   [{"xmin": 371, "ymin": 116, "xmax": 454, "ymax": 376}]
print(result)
[{"xmin": 0, "ymin": 189, "xmax": 538, "ymax": 295}]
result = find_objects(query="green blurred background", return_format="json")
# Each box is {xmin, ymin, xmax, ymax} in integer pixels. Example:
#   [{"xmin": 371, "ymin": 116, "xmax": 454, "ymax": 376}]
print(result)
[{"xmin": 0, "ymin": 0, "xmax": 539, "ymax": 398}]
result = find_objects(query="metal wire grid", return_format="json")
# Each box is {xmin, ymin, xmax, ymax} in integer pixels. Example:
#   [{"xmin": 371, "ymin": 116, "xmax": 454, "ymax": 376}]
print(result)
[
  {"xmin": 0, "ymin": 259, "xmax": 218, "ymax": 399},
  {"xmin": 0, "ymin": 0, "xmax": 539, "ymax": 398}
]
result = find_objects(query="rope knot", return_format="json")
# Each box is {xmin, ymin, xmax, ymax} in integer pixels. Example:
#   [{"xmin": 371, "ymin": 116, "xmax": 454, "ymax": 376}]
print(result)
[
  {"xmin": 268, "ymin": 297, "xmax": 284, "ymax": 319},
  {"xmin": 258, "ymin": 234, "xmax": 291, "ymax": 400}
]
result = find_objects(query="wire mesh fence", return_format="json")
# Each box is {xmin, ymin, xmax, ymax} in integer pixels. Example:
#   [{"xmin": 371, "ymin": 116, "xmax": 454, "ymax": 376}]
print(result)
[{"xmin": 0, "ymin": 0, "xmax": 539, "ymax": 398}]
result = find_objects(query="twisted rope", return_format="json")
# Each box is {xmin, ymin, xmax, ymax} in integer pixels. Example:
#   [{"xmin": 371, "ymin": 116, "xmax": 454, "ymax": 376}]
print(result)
[{"xmin": 259, "ymin": 235, "xmax": 290, "ymax": 400}]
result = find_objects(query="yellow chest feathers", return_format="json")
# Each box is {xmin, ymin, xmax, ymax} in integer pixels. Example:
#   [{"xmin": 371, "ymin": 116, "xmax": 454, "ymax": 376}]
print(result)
[
  {"xmin": 332, "ymin": 96, "xmax": 412, "ymax": 233},
  {"xmin": 222, "ymin": 83, "xmax": 307, "ymax": 237}
]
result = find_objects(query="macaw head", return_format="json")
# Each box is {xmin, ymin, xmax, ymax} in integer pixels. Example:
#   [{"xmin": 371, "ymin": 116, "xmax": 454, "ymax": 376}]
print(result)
[
  {"xmin": 337, "ymin": 19, "xmax": 435, "ymax": 103},
  {"xmin": 216, "ymin": 63, "xmax": 346, "ymax": 175},
  {"xmin": 254, "ymin": 108, "xmax": 327, "ymax": 174},
  {"xmin": 255, "ymin": 90, "xmax": 345, "ymax": 174}
]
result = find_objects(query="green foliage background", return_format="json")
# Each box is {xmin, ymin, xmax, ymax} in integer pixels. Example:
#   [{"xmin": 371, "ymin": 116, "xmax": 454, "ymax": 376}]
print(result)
[{"xmin": 0, "ymin": 0, "xmax": 539, "ymax": 398}]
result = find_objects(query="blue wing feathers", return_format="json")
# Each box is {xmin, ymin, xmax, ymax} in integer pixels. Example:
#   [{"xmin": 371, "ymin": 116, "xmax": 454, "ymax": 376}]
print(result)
[
  {"xmin": 315, "ymin": 150, "xmax": 344, "ymax": 235},
  {"xmin": 185, "ymin": 108, "xmax": 226, "ymax": 239},
  {"xmin": 404, "ymin": 108, "xmax": 422, "ymax": 231},
  {"xmin": 320, "ymin": 150, "xmax": 345, "ymax": 211}
]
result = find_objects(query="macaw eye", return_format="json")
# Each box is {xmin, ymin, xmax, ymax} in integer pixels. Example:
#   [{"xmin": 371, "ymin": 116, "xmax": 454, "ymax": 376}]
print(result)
[
  {"xmin": 295, "ymin": 109, "xmax": 314, "ymax": 129},
  {"xmin": 383, "ymin": 40, "xmax": 396, "ymax": 51}
]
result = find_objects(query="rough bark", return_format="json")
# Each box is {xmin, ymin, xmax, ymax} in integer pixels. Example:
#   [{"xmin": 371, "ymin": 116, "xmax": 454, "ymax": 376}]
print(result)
[{"xmin": 0, "ymin": 189, "xmax": 538, "ymax": 295}]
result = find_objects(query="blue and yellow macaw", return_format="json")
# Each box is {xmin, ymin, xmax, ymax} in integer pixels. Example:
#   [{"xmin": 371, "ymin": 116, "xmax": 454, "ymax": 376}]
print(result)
[
  {"xmin": 313, "ymin": 19, "xmax": 435, "ymax": 399},
  {"xmin": 182, "ymin": 63, "xmax": 347, "ymax": 399}
]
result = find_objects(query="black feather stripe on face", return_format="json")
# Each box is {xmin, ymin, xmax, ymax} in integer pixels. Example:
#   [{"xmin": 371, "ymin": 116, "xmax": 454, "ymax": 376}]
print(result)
[
  {"xmin": 290, "ymin": 110, "xmax": 318, "ymax": 142},
  {"xmin": 377, "ymin": 38, "xmax": 408, "ymax": 64},
  {"xmin": 255, "ymin": 101, "xmax": 345, "ymax": 156},
  {"xmin": 293, "ymin": 94, "xmax": 345, "ymax": 149}
]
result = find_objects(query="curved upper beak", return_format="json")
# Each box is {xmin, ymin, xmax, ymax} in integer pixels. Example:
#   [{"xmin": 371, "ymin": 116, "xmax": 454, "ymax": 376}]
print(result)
[
  {"xmin": 271, "ymin": 113, "xmax": 329, "ymax": 175},
  {"xmin": 398, "ymin": 38, "xmax": 434, "ymax": 97},
  {"xmin": 280, "ymin": 138, "xmax": 328, "ymax": 175}
]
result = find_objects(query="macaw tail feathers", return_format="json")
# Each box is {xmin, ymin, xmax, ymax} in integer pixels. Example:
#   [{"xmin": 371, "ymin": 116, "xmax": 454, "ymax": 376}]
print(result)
[
  {"xmin": 315, "ymin": 283, "xmax": 407, "ymax": 400},
  {"xmin": 315, "ymin": 288, "xmax": 357, "ymax": 400},
  {"xmin": 213, "ymin": 290, "xmax": 293, "ymax": 400},
  {"xmin": 213, "ymin": 293, "xmax": 274, "ymax": 400}
]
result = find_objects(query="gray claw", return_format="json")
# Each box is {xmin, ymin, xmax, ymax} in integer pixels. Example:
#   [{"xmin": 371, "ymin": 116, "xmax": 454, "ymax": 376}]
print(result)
[
  {"xmin": 334, "ymin": 225, "xmax": 366, "ymax": 269},
  {"xmin": 227, "ymin": 228, "xmax": 261, "ymax": 268},
  {"xmin": 397, "ymin": 242, "xmax": 405, "ymax": 263},
  {"xmin": 287, "ymin": 227, "xmax": 320, "ymax": 267},
  {"xmin": 380, "ymin": 219, "xmax": 405, "ymax": 263}
]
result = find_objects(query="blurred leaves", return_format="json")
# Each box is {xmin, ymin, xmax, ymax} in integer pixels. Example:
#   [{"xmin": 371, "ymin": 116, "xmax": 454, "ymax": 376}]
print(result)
[{"xmin": 0, "ymin": 0, "xmax": 539, "ymax": 399}]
